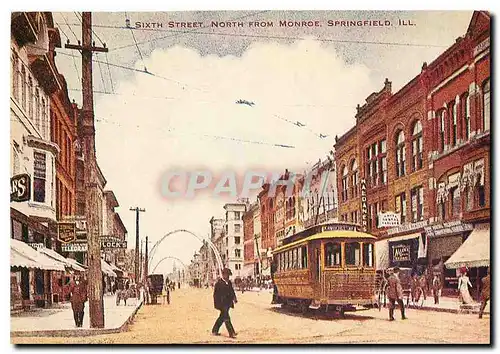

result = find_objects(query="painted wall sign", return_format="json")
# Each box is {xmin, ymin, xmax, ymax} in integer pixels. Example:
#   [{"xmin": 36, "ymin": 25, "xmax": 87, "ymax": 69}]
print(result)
[
  {"xmin": 61, "ymin": 242, "xmax": 88, "ymax": 252},
  {"xmin": 360, "ymin": 179, "xmax": 368, "ymax": 232}
]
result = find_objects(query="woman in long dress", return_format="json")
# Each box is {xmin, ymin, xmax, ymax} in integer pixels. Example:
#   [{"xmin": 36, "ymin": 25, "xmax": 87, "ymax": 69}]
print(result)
[{"xmin": 458, "ymin": 272, "xmax": 474, "ymax": 304}]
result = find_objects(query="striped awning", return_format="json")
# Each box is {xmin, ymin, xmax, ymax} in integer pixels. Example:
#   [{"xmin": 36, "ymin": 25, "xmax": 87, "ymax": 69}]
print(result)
[
  {"xmin": 101, "ymin": 260, "xmax": 117, "ymax": 277},
  {"xmin": 39, "ymin": 247, "xmax": 86, "ymax": 272},
  {"xmin": 10, "ymin": 239, "xmax": 65, "ymax": 271},
  {"xmin": 445, "ymin": 228, "xmax": 490, "ymax": 269}
]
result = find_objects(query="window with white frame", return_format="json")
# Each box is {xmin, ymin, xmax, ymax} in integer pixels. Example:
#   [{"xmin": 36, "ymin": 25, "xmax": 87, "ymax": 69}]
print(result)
[
  {"xmin": 483, "ymin": 79, "xmax": 490, "ymax": 132},
  {"xmin": 341, "ymin": 165, "xmax": 348, "ymax": 201},
  {"xmin": 462, "ymin": 93, "xmax": 471, "ymax": 140},
  {"xmin": 33, "ymin": 151, "xmax": 46, "ymax": 203},
  {"xmin": 451, "ymin": 101, "xmax": 457, "ymax": 146},
  {"xmin": 395, "ymin": 192, "xmax": 406, "ymax": 223},
  {"xmin": 412, "ymin": 121, "xmax": 423, "ymax": 171},
  {"xmin": 395, "ymin": 131, "xmax": 406, "ymax": 177},
  {"xmin": 410, "ymin": 185, "xmax": 424, "ymax": 222}
]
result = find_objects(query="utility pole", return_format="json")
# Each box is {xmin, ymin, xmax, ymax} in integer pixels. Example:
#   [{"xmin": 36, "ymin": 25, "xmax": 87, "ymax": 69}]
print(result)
[
  {"xmin": 144, "ymin": 235, "xmax": 149, "ymax": 279},
  {"xmin": 129, "ymin": 207, "xmax": 145, "ymax": 284},
  {"xmin": 139, "ymin": 239, "xmax": 143, "ymax": 282},
  {"xmin": 65, "ymin": 12, "xmax": 108, "ymax": 328}
]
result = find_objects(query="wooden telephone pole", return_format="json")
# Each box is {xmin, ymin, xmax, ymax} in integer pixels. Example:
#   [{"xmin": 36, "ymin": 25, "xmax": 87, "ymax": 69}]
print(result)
[
  {"xmin": 65, "ymin": 12, "xmax": 108, "ymax": 328},
  {"xmin": 130, "ymin": 207, "xmax": 145, "ymax": 284}
]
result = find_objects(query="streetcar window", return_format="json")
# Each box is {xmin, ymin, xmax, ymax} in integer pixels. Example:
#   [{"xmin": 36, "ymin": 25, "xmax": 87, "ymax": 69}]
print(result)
[
  {"xmin": 345, "ymin": 242, "xmax": 361, "ymax": 266},
  {"xmin": 301, "ymin": 246, "xmax": 308, "ymax": 268},
  {"xmin": 286, "ymin": 251, "xmax": 290, "ymax": 270},
  {"xmin": 325, "ymin": 242, "xmax": 341, "ymax": 267},
  {"xmin": 363, "ymin": 243, "xmax": 374, "ymax": 267},
  {"xmin": 293, "ymin": 248, "xmax": 298, "ymax": 269},
  {"xmin": 280, "ymin": 253, "xmax": 284, "ymax": 271},
  {"xmin": 298, "ymin": 247, "xmax": 302, "ymax": 268}
]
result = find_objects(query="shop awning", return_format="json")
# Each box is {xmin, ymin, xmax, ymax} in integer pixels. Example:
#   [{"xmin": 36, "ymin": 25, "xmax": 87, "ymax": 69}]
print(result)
[
  {"xmin": 66, "ymin": 258, "xmax": 87, "ymax": 271},
  {"xmin": 10, "ymin": 239, "xmax": 65, "ymax": 271},
  {"xmin": 11, "ymin": 249, "xmax": 39, "ymax": 269},
  {"xmin": 101, "ymin": 260, "xmax": 117, "ymax": 277},
  {"xmin": 38, "ymin": 247, "xmax": 86, "ymax": 272},
  {"xmin": 445, "ymin": 228, "xmax": 490, "ymax": 269},
  {"xmin": 375, "ymin": 240, "xmax": 390, "ymax": 270}
]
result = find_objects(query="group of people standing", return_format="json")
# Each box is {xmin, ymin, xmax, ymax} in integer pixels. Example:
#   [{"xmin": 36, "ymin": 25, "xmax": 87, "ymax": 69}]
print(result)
[{"xmin": 383, "ymin": 266, "xmax": 490, "ymax": 321}]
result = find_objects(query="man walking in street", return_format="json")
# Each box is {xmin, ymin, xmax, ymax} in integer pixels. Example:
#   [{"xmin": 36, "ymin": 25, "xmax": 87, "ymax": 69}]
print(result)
[
  {"xmin": 387, "ymin": 267, "xmax": 407, "ymax": 321},
  {"xmin": 432, "ymin": 274, "xmax": 442, "ymax": 305},
  {"xmin": 69, "ymin": 274, "xmax": 88, "ymax": 327},
  {"xmin": 212, "ymin": 268, "xmax": 238, "ymax": 338},
  {"xmin": 479, "ymin": 268, "xmax": 490, "ymax": 319}
]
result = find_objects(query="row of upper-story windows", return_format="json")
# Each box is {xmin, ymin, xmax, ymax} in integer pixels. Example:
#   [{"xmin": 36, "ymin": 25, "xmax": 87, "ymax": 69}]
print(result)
[
  {"xmin": 11, "ymin": 50, "xmax": 50, "ymax": 141},
  {"xmin": 51, "ymin": 110, "xmax": 74, "ymax": 177},
  {"xmin": 436, "ymin": 78, "xmax": 490, "ymax": 154}
]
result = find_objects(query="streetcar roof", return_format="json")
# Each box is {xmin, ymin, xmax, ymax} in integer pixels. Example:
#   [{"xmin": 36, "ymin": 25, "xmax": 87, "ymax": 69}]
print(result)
[{"xmin": 273, "ymin": 230, "xmax": 377, "ymax": 253}]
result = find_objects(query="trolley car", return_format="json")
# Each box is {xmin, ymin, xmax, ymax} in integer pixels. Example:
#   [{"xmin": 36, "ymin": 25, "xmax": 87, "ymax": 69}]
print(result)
[{"xmin": 272, "ymin": 222, "xmax": 377, "ymax": 315}]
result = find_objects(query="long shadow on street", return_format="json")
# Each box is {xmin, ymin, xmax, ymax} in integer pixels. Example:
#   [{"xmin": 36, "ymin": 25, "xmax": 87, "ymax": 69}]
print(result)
[{"xmin": 269, "ymin": 306, "xmax": 374, "ymax": 321}]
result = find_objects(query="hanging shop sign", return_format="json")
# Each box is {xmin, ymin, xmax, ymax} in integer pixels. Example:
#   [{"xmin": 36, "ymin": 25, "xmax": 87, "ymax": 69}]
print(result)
[
  {"xmin": 424, "ymin": 220, "xmax": 473, "ymax": 237},
  {"xmin": 58, "ymin": 222, "xmax": 76, "ymax": 243},
  {"xmin": 388, "ymin": 237, "xmax": 419, "ymax": 268},
  {"xmin": 387, "ymin": 220, "xmax": 428, "ymax": 236},
  {"xmin": 10, "ymin": 174, "xmax": 31, "ymax": 202},
  {"xmin": 378, "ymin": 212, "xmax": 401, "ymax": 228},
  {"xmin": 360, "ymin": 179, "xmax": 368, "ymax": 232},
  {"xmin": 62, "ymin": 215, "xmax": 87, "ymax": 241},
  {"xmin": 61, "ymin": 242, "xmax": 88, "ymax": 252},
  {"xmin": 100, "ymin": 236, "xmax": 127, "ymax": 249}
]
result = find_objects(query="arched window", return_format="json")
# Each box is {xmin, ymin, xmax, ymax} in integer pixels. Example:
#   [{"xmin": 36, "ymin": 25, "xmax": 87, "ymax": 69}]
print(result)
[
  {"xmin": 341, "ymin": 165, "xmax": 348, "ymax": 201},
  {"xmin": 395, "ymin": 130, "xmax": 406, "ymax": 177},
  {"xmin": 439, "ymin": 109, "xmax": 446, "ymax": 151},
  {"xmin": 34, "ymin": 88, "xmax": 40, "ymax": 131},
  {"xmin": 27, "ymin": 77, "xmax": 33, "ymax": 119},
  {"xmin": 483, "ymin": 79, "xmax": 490, "ymax": 132},
  {"xmin": 462, "ymin": 93, "xmax": 470, "ymax": 140},
  {"xmin": 12, "ymin": 53, "xmax": 18, "ymax": 99},
  {"xmin": 450, "ymin": 101, "xmax": 457, "ymax": 146},
  {"xmin": 41, "ymin": 98, "xmax": 47, "ymax": 139},
  {"xmin": 325, "ymin": 242, "xmax": 341, "ymax": 267},
  {"xmin": 350, "ymin": 159, "xmax": 359, "ymax": 198},
  {"xmin": 21, "ymin": 66, "xmax": 26, "ymax": 110},
  {"xmin": 411, "ymin": 120, "xmax": 423, "ymax": 171}
]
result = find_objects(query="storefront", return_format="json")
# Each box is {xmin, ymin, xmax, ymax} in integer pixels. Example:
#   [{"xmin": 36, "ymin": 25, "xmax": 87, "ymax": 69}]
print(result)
[
  {"xmin": 444, "ymin": 223, "xmax": 490, "ymax": 300},
  {"xmin": 10, "ymin": 239, "xmax": 65, "ymax": 311},
  {"xmin": 424, "ymin": 220, "xmax": 473, "ymax": 295}
]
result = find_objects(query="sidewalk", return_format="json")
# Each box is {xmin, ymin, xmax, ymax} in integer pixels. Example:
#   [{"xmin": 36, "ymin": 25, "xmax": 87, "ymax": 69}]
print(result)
[
  {"xmin": 403, "ymin": 296, "xmax": 490, "ymax": 314},
  {"xmin": 11, "ymin": 294, "xmax": 143, "ymax": 337}
]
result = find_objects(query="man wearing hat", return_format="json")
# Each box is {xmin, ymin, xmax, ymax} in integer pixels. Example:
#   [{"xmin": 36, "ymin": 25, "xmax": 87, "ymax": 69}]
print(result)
[
  {"xmin": 479, "ymin": 268, "xmax": 490, "ymax": 319},
  {"xmin": 212, "ymin": 268, "xmax": 238, "ymax": 338},
  {"xmin": 387, "ymin": 267, "xmax": 407, "ymax": 321}
]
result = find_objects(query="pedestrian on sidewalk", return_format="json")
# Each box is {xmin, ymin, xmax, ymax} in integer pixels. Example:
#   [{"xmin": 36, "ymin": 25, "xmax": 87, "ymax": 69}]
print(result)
[
  {"xmin": 458, "ymin": 269, "xmax": 474, "ymax": 304},
  {"xmin": 69, "ymin": 275, "xmax": 88, "ymax": 328},
  {"xmin": 212, "ymin": 268, "xmax": 238, "ymax": 338},
  {"xmin": 387, "ymin": 267, "xmax": 407, "ymax": 321},
  {"xmin": 432, "ymin": 274, "xmax": 442, "ymax": 304},
  {"xmin": 479, "ymin": 268, "xmax": 490, "ymax": 319}
]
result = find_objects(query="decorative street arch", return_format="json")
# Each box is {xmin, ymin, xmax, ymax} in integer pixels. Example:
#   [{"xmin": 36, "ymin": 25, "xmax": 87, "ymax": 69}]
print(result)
[
  {"xmin": 148, "ymin": 229, "xmax": 224, "ymax": 277},
  {"xmin": 150, "ymin": 255, "xmax": 189, "ymax": 275}
]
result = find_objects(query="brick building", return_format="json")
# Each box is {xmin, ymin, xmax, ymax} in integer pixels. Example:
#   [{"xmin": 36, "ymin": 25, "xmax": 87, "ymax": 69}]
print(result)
[
  {"xmin": 243, "ymin": 202, "xmax": 256, "ymax": 277},
  {"xmin": 333, "ymin": 11, "xmax": 490, "ymax": 296},
  {"xmin": 422, "ymin": 11, "xmax": 490, "ymax": 294}
]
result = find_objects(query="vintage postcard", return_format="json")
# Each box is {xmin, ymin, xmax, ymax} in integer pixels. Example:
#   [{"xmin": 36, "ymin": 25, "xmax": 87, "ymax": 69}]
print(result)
[{"xmin": 10, "ymin": 10, "xmax": 490, "ymax": 344}]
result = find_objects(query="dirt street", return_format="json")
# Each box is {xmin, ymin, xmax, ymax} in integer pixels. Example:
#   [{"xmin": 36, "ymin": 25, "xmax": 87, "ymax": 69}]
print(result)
[{"xmin": 12, "ymin": 287, "xmax": 490, "ymax": 344}]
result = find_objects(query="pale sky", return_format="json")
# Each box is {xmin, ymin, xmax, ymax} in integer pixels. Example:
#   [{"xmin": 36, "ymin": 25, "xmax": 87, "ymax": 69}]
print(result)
[{"xmin": 51, "ymin": 11, "xmax": 473, "ymax": 275}]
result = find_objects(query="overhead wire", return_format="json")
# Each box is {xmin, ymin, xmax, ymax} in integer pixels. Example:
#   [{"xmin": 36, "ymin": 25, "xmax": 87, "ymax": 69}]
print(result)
[
  {"xmin": 55, "ymin": 21, "xmax": 82, "ymax": 85},
  {"xmin": 94, "ymin": 115, "xmax": 295, "ymax": 149},
  {"xmin": 73, "ymin": 12, "xmax": 115, "ymax": 94}
]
